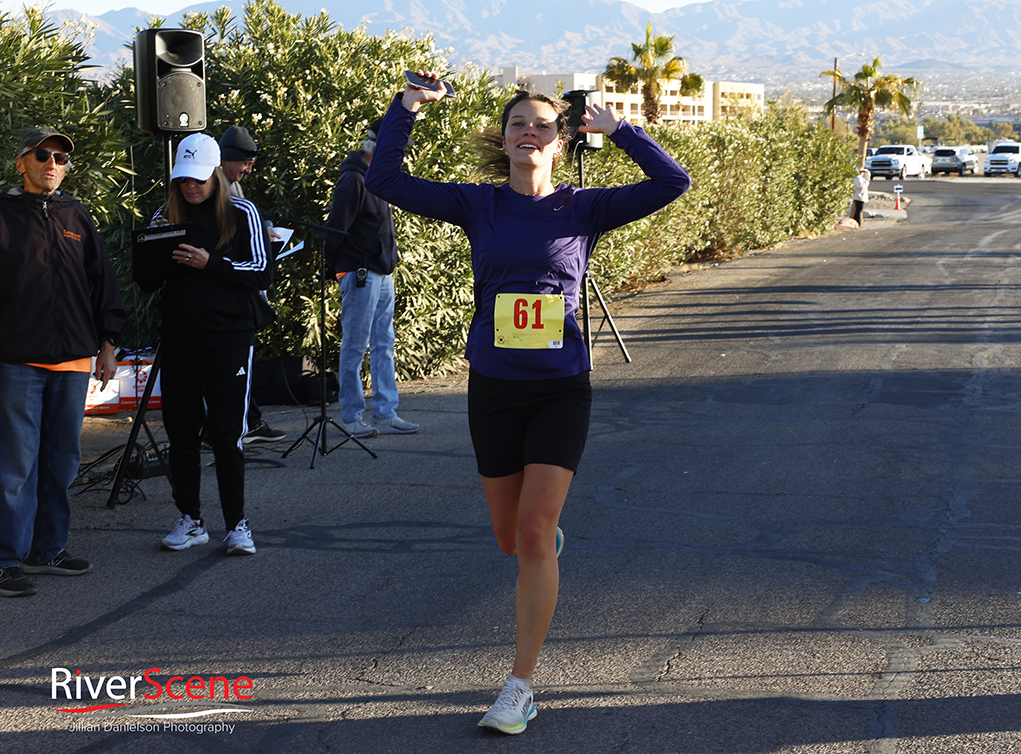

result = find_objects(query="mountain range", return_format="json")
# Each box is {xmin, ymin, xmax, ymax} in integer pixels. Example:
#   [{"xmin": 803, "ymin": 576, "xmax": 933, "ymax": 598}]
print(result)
[{"xmin": 51, "ymin": 0, "xmax": 1021, "ymax": 83}]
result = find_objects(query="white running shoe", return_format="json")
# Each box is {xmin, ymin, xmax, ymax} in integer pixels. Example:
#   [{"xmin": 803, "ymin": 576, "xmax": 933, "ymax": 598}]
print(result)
[
  {"xmin": 555, "ymin": 526, "xmax": 564, "ymax": 558},
  {"xmin": 225, "ymin": 519, "xmax": 256, "ymax": 555},
  {"xmin": 161, "ymin": 515, "xmax": 209, "ymax": 551},
  {"xmin": 341, "ymin": 420, "xmax": 379, "ymax": 439},
  {"xmin": 371, "ymin": 415, "xmax": 420, "ymax": 434},
  {"xmin": 478, "ymin": 674, "xmax": 537, "ymax": 735}
]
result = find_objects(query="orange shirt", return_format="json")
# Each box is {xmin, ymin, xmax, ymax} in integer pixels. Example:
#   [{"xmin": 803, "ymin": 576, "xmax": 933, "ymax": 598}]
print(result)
[{"xmin": 26, "ymin": 357, "xmax": 92, "ymax": 373}]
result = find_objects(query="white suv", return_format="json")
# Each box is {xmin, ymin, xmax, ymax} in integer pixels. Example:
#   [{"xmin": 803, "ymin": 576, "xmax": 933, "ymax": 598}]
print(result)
[{"xmin": 983, "ymin": 142, "xmax": 1021, "ymax": 176}]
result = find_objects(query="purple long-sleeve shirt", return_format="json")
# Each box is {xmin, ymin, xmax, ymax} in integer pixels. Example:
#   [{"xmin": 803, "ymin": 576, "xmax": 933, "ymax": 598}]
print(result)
[{"xmin": 366, "ymin": 95, "xmax": 691, "ymax": 380}]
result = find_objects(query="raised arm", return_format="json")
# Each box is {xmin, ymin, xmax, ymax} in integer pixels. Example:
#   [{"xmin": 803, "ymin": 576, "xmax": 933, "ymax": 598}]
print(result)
[
  {"xmin": 578, "ymin": 101, "xmax": 622, "ymax": 136},
  {"xmin": 365, "ymin": 76, "xmax": 480, "ymax": 228},
  {"xmin": 578, "ymin": 119, "xmax": 692, "ymax": 233}
]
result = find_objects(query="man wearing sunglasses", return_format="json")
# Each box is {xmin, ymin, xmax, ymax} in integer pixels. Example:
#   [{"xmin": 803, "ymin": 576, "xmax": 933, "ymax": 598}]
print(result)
[{"xmin": 0, "ymin": 127, "xmax": 126, "ymax": 597}]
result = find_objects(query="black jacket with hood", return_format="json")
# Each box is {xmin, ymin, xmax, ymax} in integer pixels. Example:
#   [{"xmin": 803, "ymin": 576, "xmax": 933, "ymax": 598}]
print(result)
[
  {"xmin": 323, "ymin": 150, "xmax": 398, "ymax": 277},
  {"xmin": 0, "ymin": 188, "xmax": 125, "ymax": 363}
]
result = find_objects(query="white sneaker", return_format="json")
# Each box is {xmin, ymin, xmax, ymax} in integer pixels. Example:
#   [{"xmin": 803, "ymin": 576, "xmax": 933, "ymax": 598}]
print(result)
[
  {"xmin": 478, "ymin": 674, "xmax": 536, "ymax": 735},
  {"xmin": 341, "ymin": 420, "xmax": 379, "ymax": 439},
  {"xmin": 161, "ymin": 515, "xmax": 209, "ymax": 551},
  {"xmin": 225, "ymin": 519, "xmax": 256, "ymax": 555},
  {"xmin": 555, "ymin": 526, "xmax": 564, "ymax": 558},
  {"xmin": 371, "ymin": 415, "xmax": 420, "ymax": 434}
]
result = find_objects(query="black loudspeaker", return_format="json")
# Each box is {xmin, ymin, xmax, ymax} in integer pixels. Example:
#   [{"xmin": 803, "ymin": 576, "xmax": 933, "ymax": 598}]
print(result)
[
  {"xmin": 134, "ymin": 28, "xmax": 206, "ymax": 135},
  {"xmin": 563, "ymin": 90, "xmax": 604, "ymax": 152}
]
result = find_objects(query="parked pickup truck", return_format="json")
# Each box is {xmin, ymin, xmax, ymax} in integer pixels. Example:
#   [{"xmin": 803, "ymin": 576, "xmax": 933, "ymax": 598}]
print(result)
[
  {"xmin": 982, "ymin": 142, "xmax": 1021, "ymax": 176},
  {"xmin": 865, "ymin": 145, "xmax": 931, "ymax": 180}
]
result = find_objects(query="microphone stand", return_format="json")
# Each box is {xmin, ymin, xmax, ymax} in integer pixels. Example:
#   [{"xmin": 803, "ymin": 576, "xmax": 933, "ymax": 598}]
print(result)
[{"xmin": 270, "ymin": 212, "xmax": 378, "ymax": 468}]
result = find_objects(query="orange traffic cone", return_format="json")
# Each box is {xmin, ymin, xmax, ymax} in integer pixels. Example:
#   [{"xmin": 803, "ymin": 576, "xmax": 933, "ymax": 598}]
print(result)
[{"xmin": 894, "ymin": 193, "xmax": 901, "ymax": 211}]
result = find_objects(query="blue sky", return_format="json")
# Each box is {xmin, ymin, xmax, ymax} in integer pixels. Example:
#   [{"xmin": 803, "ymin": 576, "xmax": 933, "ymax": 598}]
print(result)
[{"xmin": 7, "ymin": 0, "xmax": 700, "ymax": 18}]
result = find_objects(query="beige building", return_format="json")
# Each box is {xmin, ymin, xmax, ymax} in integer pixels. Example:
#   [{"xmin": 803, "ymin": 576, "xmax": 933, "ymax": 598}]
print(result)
[
  {"xmin": 495, "ymin": 66, "xmax": 764, "ymax": 125},
  {"xmin": 712, "ymin": 81, "xmax": 766, "ymax": 119},
  {"xmin": 601, "ymin": 76, "xmax": 713, "ymax": 125},
  {"xmin": 494, "ymin": 67, "xmax": 600, "ymax": 95}
]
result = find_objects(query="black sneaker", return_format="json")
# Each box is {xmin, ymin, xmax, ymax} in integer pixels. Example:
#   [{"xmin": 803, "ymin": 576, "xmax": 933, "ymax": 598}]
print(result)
[
  {"xmin": 21, "ymin": 550, "xmax": 92, "ymax": 576},
  {"xmin": 0, "ymin": 566, "xmax": 37, "ymax": 597},
  {"xmin": 243, "ymin": 421, "xmax": 287, "ymax": 444}
]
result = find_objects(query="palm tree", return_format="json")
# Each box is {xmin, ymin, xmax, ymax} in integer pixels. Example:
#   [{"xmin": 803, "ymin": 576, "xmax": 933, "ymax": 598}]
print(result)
[
  {"xmin": 604, "ymin": 21, "xmax": 703, "ymax": 125},
  {"xmin": 822, "ymin": 56, "xmax": 920, "ymax": 168}
]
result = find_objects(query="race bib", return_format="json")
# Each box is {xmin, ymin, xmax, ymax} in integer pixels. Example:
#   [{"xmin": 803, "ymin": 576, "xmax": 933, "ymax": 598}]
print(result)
[{"xmin": 494, "ymin": 293, "xmax": 565, "ymax": 349}]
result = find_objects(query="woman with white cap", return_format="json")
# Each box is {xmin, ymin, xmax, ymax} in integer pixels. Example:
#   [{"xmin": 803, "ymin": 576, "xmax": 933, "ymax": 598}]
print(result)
[{"xmin": 152, "ymin": 133, "xmax": 272, "ymax": 556}]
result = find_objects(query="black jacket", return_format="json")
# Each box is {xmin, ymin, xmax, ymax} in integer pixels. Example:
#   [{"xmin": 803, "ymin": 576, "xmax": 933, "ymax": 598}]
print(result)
[
  {"xmin": 323, "ymin": 151, "xmax": 398, "ymax": 277},
  {"xmin": 154, "ymin": 196, "xmax": 272, "ymax": 347},
  {"xmin": 0, "ymin": 188, "xmax": 125, "ymax": 363}
]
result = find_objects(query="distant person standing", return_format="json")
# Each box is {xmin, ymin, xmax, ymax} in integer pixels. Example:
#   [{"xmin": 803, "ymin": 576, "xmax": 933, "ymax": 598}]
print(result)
[
  {"xmin": 324, "ymin": 119, "xmax": 419, "ymax": 439},
  {"xmin": 0, "ymin": 127, "xmax": 125, "ymax": 597},
  {"xmin": 852, "ymin": 168, "xmax": 870, "ymax": 225},
  {"xmin": 219, "ymin": 125, "xmax": 286, "ymax": 445}
]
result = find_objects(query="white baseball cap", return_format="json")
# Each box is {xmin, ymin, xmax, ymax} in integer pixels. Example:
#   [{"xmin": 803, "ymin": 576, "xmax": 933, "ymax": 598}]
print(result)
[{"xmin": 170, "ymin": 133, "xmax": 220, "ymax": 182}]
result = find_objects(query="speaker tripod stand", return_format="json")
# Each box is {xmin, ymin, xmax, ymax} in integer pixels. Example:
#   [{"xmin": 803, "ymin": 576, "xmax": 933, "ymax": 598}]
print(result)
[
  {"xmin": 575, "ymin": 147, "xmax": 632, "ymax": 365},
  {"xmin": 272, "ymin": 213, "xmax": 378, "ymax": 469},
  {"xmin": 106, "ymin": 132, "xmax": 176, "ymax": 508},
  {"xmin": 105, "ymin": 347, "xmax": 171, "ymax": 507}
]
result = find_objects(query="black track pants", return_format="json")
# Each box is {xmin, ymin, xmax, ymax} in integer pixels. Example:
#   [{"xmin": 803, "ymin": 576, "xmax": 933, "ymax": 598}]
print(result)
[{"xmin": 160, "ymin": 342, "xmax": 253, "ymax": 530}]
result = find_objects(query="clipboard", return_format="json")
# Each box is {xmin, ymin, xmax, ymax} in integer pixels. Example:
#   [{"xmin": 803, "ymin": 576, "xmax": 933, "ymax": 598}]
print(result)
[{"xmin": 132, "ymin": 223, "xmax": 191, "ymax": 293}]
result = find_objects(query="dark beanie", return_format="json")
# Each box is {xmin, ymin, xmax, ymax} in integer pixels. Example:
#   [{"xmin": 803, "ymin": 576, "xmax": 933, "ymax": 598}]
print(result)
[
  {"xmin": 366, "ymin": 119, "xmax": 384, "ymax": 142},
  {"xmin": 219, "ymin": 126, "xmax": 260, "ymax": 161}
]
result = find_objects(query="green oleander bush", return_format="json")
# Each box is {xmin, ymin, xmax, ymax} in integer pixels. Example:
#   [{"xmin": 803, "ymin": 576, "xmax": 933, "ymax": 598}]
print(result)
[{"xmin": 2, "ymin": 1, "xmax": 855, "ymax": 381}]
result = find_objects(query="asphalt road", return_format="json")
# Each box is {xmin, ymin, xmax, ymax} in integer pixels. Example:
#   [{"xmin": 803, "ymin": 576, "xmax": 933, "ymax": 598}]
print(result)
[{"xmin": 3, "ymin": 177, "xmax": 1021, "ymax": 753}]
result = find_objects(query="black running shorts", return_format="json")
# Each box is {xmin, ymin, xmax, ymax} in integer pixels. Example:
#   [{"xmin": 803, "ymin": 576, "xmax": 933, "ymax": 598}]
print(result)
[{"xmin": 467, "ymin": 368, "xmax": 593, "ymax": 478}]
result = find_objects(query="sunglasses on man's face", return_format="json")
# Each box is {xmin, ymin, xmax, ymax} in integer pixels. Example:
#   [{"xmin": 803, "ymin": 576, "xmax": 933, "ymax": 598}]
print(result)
[
  {"xmin": 175, "ymin": 176, "xmax": 208, "ymax": 185},
  {"xmin": 24, "ymin": 148, "xmax": 70, "ymax": 165}
]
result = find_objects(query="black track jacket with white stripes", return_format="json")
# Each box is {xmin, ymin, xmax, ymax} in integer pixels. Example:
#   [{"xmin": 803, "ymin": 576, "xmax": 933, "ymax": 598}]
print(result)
[{"xmin": 154, "ymin": 196, "xmax": 272, "ymax": 347}]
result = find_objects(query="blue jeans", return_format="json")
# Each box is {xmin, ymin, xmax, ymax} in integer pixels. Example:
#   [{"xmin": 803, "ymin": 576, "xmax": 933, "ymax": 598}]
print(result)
[
  {"xmin": 0, "ymin": 363, "xmax": 90, "ymax": 568},
  {"xmin": 337, "ymin": 269, "xmax": 399, "ymax": 424}
]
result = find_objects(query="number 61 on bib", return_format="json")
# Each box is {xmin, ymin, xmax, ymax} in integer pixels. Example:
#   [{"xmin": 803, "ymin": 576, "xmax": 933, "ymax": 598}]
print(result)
[{"xmin": 494, "ymin": 293, "xmax": 565, "ymax": 349}]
